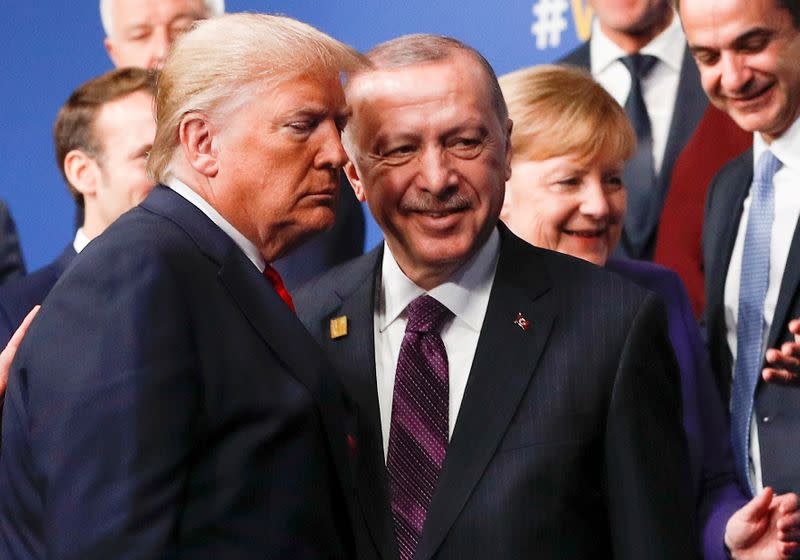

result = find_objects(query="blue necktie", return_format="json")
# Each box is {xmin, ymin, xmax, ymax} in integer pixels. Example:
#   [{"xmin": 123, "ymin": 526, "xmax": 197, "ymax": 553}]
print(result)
[
  {"xmin": 619, "ymin": 54, "xmax": 658, "ymax": 257},
  {"xmin": 730, "ymin": 150, "xmax": 783, "ymax": 494}
]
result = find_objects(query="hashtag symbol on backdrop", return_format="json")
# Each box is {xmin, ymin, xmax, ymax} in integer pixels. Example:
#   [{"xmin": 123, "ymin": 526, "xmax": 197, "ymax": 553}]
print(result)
[{"xmin": 530, "ymin": 0, "xmax": 569, "ymax": 49}]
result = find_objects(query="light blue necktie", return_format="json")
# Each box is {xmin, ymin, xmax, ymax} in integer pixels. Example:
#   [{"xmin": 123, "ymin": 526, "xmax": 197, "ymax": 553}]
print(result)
[{"xmin": 730, "ymin": 150, "xmax": 783, "ymax": 494}]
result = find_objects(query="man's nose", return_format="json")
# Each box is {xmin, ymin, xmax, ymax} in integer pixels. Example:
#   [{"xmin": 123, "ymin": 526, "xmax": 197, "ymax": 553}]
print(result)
[
  {"xmin": 316, "ymin": 121, "xmax": 349, "ymax": 169},
  {"xmin": 720, "ymin": 52, "xmax": 754, "ymax": 96},
  {"xmin": 148, "ymin": 26, "xmax": 172, "ymax": 69},
  {"xmin": 418, "ymin": 148, "xmax": 456, "ymax": 194}
]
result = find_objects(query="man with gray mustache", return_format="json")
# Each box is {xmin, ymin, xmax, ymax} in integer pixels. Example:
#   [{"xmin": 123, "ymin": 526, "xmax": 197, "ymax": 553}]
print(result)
[{"xmin": 295, "ymin": 33, "xmax": 696, "ymax": 559}]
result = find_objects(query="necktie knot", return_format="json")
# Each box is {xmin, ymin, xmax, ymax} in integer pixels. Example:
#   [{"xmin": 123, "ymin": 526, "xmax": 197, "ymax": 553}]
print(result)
[
  {"xmin": 620, "ymin": 53, "xmax": 659, "ymax": 80},
  {"xmin": 754, "ymin": 150, "xmax": 783, "ymax": 187},
  {"xmin": 405, "ymin": 295, "xmax": 453, "ymax": 334}
]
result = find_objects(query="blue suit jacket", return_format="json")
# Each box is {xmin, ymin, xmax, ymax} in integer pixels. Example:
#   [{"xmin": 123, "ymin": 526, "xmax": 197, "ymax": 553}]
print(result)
[
  {"xmin": 296, "ymin": 226, "xmax": 697, "ymax": 560},
  {"xmin": 607, "ymin": 258, "xmax": 747, "ymax": 560},
  {"xmin": 0, "ymin": 244, "xmax": 76, "ymax": 348},
  {"xmin": 704, "ymin": 149, "xmax": 800, "ymax": 495},
  {"xmin": 0, "ymin": 199, "xmax": 25, "ymax": 285},
  {"xmin": 0, "ymin": 186, "xmax": 354, "ymax": 559}
]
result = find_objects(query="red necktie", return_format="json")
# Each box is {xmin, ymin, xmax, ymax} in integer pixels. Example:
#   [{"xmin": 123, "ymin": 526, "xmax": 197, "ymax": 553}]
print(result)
[{"xmin": 263, "ymin": 264, "xmax": 295, "ymax": 312}]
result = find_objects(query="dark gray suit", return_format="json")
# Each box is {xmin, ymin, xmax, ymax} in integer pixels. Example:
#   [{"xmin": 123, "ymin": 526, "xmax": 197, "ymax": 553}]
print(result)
[
  {"xmin": 704, "ymin": 149, "xmax": 800, "ymax": 494},
  {"xmin": 560, "ymin": 42, "xmax": 708, "ymax": 260},
  {"xmin": 296, "ymin": 225, "xmax": 697, "ymax": 559}
]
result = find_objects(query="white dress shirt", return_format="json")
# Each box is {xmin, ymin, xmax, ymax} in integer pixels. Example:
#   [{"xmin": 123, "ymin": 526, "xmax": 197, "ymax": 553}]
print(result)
[
  {"xmin": 167, "ymin": 177, "xmax": 265, "ymax": 273},
  {"xmin": 72, "ymin": 228, "xmax": 90, "ymax": 254},
  {"xmin": 724, "ymin": 117, "xmax": 800, "ymax": 491},
  {"xmin": 374, "ymin": 228, "xmax": 500, "ymax": 459},
  {"xmin": 589, "ymin": 14, "xmax": 685, "ymax": 175}
]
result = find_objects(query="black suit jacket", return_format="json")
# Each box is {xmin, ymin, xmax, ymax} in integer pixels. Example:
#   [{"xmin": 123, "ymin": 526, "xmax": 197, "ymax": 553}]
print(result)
[
  {"xmin": 0, "ymin": 244, "xmax": 75, "ymax": 348},
  {"xmin": 703, "ymin": 149, "xmax": 800, "ymax": 493},
  {"xmin": 0, "ymin": 186, "xmax": 354, "ymax": 559},
  {"xmin": 296, "ymin": 226, "xmax": 697, "ymax": 559},
  {"xmin": 560, "ymin": 42, "xmax": 708, "ymax": 259},
  {"xmin": 0, "ymin": 199, "xmax": 25, "ymax": 284}
]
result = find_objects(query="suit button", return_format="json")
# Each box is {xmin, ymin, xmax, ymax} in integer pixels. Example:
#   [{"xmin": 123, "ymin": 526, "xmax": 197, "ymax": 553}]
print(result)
[{"xmin": 762, "ymin": 416, "xmax": 770, "ymax": 423}]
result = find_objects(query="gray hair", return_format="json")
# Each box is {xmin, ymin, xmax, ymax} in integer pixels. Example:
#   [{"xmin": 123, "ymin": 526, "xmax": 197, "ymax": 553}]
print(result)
[
  {"xmin": 99, "ymin": 0, "xmax": 225, "ymax": 37},
  {"xmin": 147, "ymin": 13, "xmax": 366, "ymax": 183}
]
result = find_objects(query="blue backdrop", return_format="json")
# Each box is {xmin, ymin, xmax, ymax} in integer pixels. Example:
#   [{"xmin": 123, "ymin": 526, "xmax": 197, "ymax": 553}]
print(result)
[{"xmin": 1, "ymin": 0, "xmax": 591, "ymax": 271}]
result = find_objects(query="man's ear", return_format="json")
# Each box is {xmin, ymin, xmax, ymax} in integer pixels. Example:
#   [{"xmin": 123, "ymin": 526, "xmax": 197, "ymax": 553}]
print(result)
[
  {"xmin": 179, "ymin": 112, "xmax": 219, "ymax": 177},
  {"xmin": 504, "ymin": 118, "xmax": 514, "ymax": 182},
  {"xmin": 64, "ymin": 149, "xmax": 101, "ymax": 198},
  {"xmin": 104, "ymin": 37, "xmax": 122, "ymax": 68},
  {"xmin": 343, "ymin": 161, "xmax": 367, "ymax": 202}
]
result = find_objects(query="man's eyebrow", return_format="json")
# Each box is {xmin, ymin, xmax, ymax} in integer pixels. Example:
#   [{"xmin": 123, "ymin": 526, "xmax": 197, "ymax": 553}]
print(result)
[
  {"xmin": 122, "ymin": 22, "xmax": 152, "ymax": 33},
  {"xmin": 731, "ymin": 27, "xmax": 775, "ymax": 48}
]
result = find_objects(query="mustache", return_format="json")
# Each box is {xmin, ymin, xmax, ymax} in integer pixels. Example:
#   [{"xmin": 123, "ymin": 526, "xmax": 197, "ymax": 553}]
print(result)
[{"xmin": 400, "ymin": 192, "xmax": 472, "ymax": 213}]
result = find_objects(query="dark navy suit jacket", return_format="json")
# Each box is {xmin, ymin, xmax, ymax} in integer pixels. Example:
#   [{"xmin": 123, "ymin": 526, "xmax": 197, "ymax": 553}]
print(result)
[
  {"xmin": 0, "ymin": 199, "xmax": 25, "ymax": 285},
  {"xmin": 0, "ymin": 244, "xmax": 76, "ymax": 348},
  {"xmin": 607, "ymin": 258, "xmax": 747, "ymax": 560},
  {"xmin": 0, "ymin": 186, "xmax": 354, "ymax": 559},
  {"xmin": 560, "ymin": 42, "xmax": 750, "ymax": 316},
  {"xmin": 704, "ymin": 149, "xmax": 800, "ymax": 495},
  {"xmin": 296, "ymin": 226, "xmax": 697, "ymax": 560}
]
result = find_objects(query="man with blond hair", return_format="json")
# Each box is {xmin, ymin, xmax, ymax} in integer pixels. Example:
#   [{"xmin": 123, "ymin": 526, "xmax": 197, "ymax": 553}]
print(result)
[
  {"xmin": 99, "ymin": 0, "xmax": 365, "ymax": 290},
  {"xmin": 0, "ymin": 14, "xmax": 363, "ymax": 558}
]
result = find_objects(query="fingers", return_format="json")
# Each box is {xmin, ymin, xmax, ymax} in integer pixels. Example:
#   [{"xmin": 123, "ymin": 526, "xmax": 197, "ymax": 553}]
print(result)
[
  {"xmin": 788, "ymin": 318, "xmax": 800, "ymax": 339},
  {"xmin": 763, "ymin": 367, "xmax": 800, "ymax": 384},
  {"xmin": 777, "ymin": 494, "xmax": 800, "ymax": 543},
  {"xmin": 742, "ymin": 487, "xmax": 775, "ymax": 522},
  {"xmin": 0, "ymin": 305, "xmax": 40, "ymax": 393}
]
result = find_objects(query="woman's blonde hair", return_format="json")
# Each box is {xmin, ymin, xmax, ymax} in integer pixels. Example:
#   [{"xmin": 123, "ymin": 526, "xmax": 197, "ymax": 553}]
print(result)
[
  {"xmin": 147, "ymin": 13, "xmax": 366, "ymax": 183},
  {"xmin": 499, "ymin": 64, "xmax": 635, "ymax": 164}
]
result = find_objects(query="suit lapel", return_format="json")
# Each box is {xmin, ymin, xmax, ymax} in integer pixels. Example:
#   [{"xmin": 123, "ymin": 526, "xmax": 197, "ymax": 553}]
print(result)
[
  {"xmin": 705, "ymin": 153, "xmax": 753, "ymax": 387},
  {"xmin": 415, "ymin": 230, "xmax": 556, "ymax": 560},
  {"xmin": 143, "ymin": 186, "xmax": 354, "ymax": 506},
  {"xmin": 317, "ymin": 248, "xmax": 399, "ymax": 560}
]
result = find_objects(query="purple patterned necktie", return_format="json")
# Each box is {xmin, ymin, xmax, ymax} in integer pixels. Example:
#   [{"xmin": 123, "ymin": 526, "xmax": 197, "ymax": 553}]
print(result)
[{"xmin": 387, "ymin": 294, "xmax": 453, "ymax": 560}]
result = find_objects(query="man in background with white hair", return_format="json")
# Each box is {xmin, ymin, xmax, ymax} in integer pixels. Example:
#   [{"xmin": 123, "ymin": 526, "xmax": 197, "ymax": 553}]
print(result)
[
  {"xmin": 0, "ymin": 14, "xmax": 363, "ymax": 559},
  {"xmin": 101, "ymin": 0, "xmax": 224, "ymax": 70},
  {"xmin": 99, "ymin": 0, "xmax": 366, "ymax": 290}
]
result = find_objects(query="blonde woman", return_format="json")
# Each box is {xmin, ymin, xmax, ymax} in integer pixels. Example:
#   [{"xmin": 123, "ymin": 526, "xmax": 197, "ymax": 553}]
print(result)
[{"xmin": 499, "ymin": 64, "xmax": 800, "ymax": 560}]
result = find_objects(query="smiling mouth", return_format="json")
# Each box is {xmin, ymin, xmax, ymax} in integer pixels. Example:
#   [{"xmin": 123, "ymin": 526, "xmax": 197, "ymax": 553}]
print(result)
[
  {"xmin": 728, "ymin": 82, "xmax": 775, "ymax": 105},
  {"xmin": 562, "ymin": 228, "xmax": 606, "ymax": 238},
  {"xmin": 418, "ymin": 210, "xmax": 462, "ymax": 218}
]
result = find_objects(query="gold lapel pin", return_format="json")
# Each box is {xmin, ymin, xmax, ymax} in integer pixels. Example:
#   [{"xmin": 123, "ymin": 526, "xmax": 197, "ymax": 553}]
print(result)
[
  {"xmin": 330, "ymin": 315, "xmax": 348, "ymax": 339},
  {"xmin": 514, "ymin": 312, "xmax": 529, "ymax": 331}
]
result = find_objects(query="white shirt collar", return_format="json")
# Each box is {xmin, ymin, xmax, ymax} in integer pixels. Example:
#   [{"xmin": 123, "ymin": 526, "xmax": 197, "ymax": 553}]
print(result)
[
  {"xmin": 590, "ymin": 11, "xmax": 685, "ymax": 75},
  {"xmin": 167, "ymin": 177, "xmax": 266, "ymax": 272},
  {"xmin": 754, "ymin": 117, "xmax": 800, "ymax": 172},
  {"xmin": 73, "ymin": 228, "xmax": 90, "ymax": 254},
  {"xmin": 379, "ymin": 227, "xmax": 500, "ymax": 333}
]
